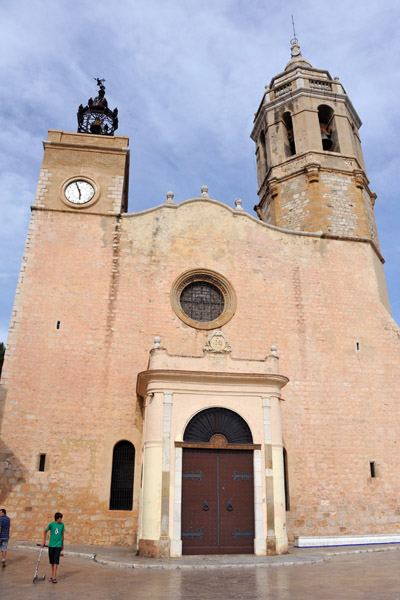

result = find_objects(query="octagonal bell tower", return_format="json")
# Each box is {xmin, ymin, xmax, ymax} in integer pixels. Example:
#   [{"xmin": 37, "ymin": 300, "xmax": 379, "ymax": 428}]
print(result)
[{"xmin": 251, "ymin": 40, "xmax": 379, "ymax": 246}]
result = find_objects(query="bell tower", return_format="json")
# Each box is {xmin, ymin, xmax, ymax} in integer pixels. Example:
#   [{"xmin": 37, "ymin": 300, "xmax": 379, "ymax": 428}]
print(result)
[{"xmin": 251, "ymin": 40, "xmax": 378, "ymax": 246}]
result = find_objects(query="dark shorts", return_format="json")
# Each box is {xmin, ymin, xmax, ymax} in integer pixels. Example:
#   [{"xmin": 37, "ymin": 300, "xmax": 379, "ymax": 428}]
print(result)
[{"xmin": 48, "ymin": 546, "xmax": 61, "ymax": 564}]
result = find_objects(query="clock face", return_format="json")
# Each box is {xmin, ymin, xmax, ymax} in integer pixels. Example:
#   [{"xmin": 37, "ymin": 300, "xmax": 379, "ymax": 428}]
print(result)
[{"xmin": 65, "ymin": 180, "xmax": 95, "ymax": 205}]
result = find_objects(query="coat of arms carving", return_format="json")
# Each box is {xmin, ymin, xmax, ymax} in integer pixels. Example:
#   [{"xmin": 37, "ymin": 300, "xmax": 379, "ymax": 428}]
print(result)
[{"xmin": 203, "ymin": 330, "xmax": 232, "ymax": 353}]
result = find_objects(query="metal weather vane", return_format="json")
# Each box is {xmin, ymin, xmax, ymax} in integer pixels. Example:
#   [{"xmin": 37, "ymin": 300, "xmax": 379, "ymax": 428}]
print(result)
[
  {"xmin": 290, "ymin": 14, "xmax": 302, "ymax": 59},
  {"xmin": 77, "ymin": 78, "xmax": 118, "ymax": 136},
  {"xmin": 291, "ymin": 14, "xmax": 298, "ymax": 43}
]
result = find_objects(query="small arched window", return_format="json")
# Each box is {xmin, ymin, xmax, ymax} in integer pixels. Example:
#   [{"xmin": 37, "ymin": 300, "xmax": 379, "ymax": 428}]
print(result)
[
  {"xmin": 318, "ymin": 104, "xmax": 340, "ymax": 152},
  {"xmin": 109, "ymin": 441, "xmax": 135, "ymax": 510},
  {"xmin": 282, "ymin": 112, "xmax": 296, "ymax": 156}
]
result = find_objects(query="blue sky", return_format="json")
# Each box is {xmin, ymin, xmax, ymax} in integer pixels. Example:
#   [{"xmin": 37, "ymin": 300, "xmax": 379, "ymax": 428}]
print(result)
[{"xmin": 1, "ymin": 0, "xmax": 399, "ymax": 343}]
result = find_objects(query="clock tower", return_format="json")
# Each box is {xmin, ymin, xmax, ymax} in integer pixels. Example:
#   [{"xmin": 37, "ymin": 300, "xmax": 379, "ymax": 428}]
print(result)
[
  {"xmin": 0, "ymin": 84, "xmax": 133, "ymax": 548},
  {"xmin": 34, "ymin": 80, "xmax": 129, "ymax": 215}
]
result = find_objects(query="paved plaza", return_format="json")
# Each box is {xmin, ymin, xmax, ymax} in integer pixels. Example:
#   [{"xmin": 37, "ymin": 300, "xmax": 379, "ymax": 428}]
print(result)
[{"xmin": 0, "ymin": 545, "xmax": 399, "ymax": 599}]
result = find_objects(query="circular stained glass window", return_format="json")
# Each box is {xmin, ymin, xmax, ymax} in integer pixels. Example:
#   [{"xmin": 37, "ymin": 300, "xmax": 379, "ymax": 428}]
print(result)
[
  {"xmin": 171, "ymin": 269, "xmax": 236, "ymax": 330},
  {"xmin": 180, "ymin": 281, "xmax": 224, "ymax": 322}
]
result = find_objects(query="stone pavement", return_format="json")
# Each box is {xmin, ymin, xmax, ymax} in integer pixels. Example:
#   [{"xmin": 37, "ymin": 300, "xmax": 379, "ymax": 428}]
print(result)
[
  {"xmin": 1, "ymin": 544, "xmax": 400, "ymax": 600},
  {"xmin": 11, "ymin": 539, "xmax": 400, "ymax": 569}
]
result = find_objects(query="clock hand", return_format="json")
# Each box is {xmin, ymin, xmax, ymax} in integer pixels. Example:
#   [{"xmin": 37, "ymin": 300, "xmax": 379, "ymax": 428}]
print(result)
[{"xmin": 75, "ymin": 182, "xmax": 81, "ymax": 199}]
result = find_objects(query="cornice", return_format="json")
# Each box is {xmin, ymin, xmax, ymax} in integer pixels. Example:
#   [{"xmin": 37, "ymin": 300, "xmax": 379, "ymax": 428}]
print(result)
[
  {"xmin": 137, "ymin": 369, "xmax": 289, "ymax": 397},
  {"xmin": 43, "ymin": 140, "xmax": 130, "ymax": 155},
  {"xmin": 269, "ymin": 66, "xmax": 333, "ymax": 89},
  {"xmin": 256, "ymin": 153, "xmax": 367, "ymax": 195},
  {"xmin": 31, "ymin": 206, "xmax": 121, "ymax": 218}
]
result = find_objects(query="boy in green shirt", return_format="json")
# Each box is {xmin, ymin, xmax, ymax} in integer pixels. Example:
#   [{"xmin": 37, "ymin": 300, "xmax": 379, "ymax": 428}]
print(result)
[{"xmin": 41, "ymin": 512, "xmax": 65, "ymax": 583}]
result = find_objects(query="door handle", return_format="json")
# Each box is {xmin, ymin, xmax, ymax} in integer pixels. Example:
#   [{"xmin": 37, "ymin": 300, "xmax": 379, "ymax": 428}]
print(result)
[
  {"xmin": 226, "ymin": 500, "xmax": 233, "ymax": 511},
  {"xmin": 202, "ymin": 500, "xmax": 210, "ymax": 511}
]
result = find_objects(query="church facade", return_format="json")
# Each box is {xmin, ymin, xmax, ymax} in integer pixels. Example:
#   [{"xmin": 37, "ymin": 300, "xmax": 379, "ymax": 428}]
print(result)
[{"xmin": 1, "ymin": 43, "xmax": 400, "ymax": 557}]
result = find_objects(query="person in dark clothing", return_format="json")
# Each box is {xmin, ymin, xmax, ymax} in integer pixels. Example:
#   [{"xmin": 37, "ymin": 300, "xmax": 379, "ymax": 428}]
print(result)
[{"xmin": 0, "ymin": 508, "xmax": 10, "ymax": 567}]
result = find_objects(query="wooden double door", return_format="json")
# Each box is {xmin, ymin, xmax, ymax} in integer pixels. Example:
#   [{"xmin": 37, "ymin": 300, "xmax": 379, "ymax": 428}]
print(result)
[{"xmin": 181, "ymin": 448, "xmax": 254, "ymax": 554}]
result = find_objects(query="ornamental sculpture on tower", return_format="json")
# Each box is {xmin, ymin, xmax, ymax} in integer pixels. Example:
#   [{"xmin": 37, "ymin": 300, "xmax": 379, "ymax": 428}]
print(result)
[{"xmin": 77, "ymin": 78, "xmax": 118, "ymax": 136}]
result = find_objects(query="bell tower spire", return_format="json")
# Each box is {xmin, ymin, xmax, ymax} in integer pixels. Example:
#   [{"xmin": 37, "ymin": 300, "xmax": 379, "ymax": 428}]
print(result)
[{"xmin": 251, "ymin": 42, "xmax": 378, "ymax": 246}]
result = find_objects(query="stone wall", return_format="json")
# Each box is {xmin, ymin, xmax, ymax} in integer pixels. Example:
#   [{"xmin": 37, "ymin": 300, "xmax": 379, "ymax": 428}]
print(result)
[
  {"xmin": 261, "ymin": 164, "xmax": 377, "ymax": 241},
  {"xmin": 1, "ymin": 197, "xmax": 399, "ymax": 545}
]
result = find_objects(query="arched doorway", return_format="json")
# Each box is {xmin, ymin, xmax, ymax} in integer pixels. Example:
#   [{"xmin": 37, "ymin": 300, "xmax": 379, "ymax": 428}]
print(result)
[{"xmin": 181, "ymin": 408, "xmax": 255, "ymax": 554}]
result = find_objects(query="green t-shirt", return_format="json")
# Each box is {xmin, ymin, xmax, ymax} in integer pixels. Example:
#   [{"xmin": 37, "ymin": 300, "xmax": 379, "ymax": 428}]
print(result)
[{"xmin": 46, "ymin": 521, "xmax": 65, "ymax": 548}]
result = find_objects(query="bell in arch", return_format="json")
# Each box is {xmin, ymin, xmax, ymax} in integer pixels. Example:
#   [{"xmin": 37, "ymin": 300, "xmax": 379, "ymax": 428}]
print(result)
[
  {"xmin": 320, "ymin": 122, "xmax": 333, "ymax": 150},
  {"xmin": 90, "ymin": 118, "xmax": 101, "ymax": 135}
]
